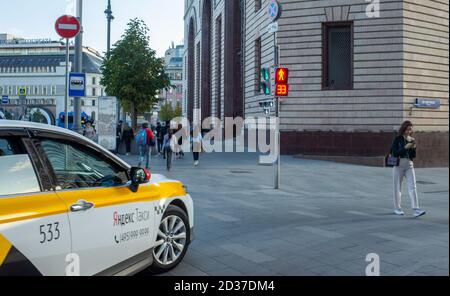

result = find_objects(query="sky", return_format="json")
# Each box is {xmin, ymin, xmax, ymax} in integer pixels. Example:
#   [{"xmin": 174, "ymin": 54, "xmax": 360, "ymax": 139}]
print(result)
[{"xmin": 0, "ymin": 0, "xmax": 185, "ymax": 57}]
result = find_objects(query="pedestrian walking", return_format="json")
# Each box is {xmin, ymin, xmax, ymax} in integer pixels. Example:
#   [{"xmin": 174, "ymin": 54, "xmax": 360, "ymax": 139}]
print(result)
[
  {"xmin": 177, "ymin": 124, "xmax": 185, "ymax": 159},
  {"xmin": 136, "ymin": 122, "xmax": 154, "ymax": 169},
  {"xmin": 390, "ymin": 121, "xmax": 426, "ymax": 218},
  {"xmin": 83, "ymin": 121, "xmax": 97, "ymax": 142},
  {"xmin": 163, "ymin": 128, "xmax": 177, "ymax": 171},
  {"xmin": 162, "ymin": 121, "xmax": 170, "ymax": 159},
  {"xmin": 156, "ymin": 122, "xmax": 163, "ymax": 155},
  {"xmin": 190, "ymin": 125, "xmax": 203, "ymax": 167},
  {"xmin": 122, "ymin": 123, "xmax": 134, "ymax": 156},
  {"xmin": 115, "ymin": 120, "xmax": 123, "ymax": 154}
]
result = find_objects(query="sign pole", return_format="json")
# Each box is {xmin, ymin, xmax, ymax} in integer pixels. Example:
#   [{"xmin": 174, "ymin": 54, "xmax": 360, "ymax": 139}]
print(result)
[
  {"xmin": 73, "ymin": 0, "xmax": 83, "ymax": 133},
  {"xmin": 274, "ymin": 32, "xmax": 281, "ymax": 190},
  {"xmin": 54, "ymin": 14, "xmax": 81, "ymax": 129},
  {"xmin": 267, "ymin": 0, "xmax": 282, "ymax": 189},
  {"xmin": 65, "ymin": 38, "xmax": 70, "ymax": 129}
]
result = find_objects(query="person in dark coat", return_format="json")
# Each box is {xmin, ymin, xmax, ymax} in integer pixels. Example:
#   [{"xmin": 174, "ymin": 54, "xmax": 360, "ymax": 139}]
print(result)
[{"xmin": 122, "ymin": 123, "xmax": 134, "ymax": 155}]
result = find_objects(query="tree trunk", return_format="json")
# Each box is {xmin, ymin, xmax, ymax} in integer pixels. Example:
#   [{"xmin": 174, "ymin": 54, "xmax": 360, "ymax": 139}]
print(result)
[{"xmin": 131, "ymin": 101, "xmax": 138, "ymax": 130}]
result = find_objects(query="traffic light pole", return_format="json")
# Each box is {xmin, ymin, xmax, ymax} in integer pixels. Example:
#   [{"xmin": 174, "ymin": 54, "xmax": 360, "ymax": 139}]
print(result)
[{"xmin": 274, "ymin": 31, "xmax": 281, "ymax": 190}]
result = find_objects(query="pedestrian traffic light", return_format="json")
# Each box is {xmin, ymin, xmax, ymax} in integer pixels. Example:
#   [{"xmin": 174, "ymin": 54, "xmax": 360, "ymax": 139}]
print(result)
[
  {"xmin": 275, "ymin": 67, "xmax": 289, "ymax": 97},
  {"xmin": 260, "ymin": 67, "xmax": 271, "ymax": 95},
  {"xmin": 275, "ymin": 68, "xmax": 288, "ymax": 84}
]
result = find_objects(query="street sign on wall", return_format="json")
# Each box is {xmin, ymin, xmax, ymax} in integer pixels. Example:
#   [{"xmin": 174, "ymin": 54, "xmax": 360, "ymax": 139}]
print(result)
[
  {"xmin": 55, "ymin": 15, "xmax": 81, "ymax": 39},
  {"xmin": 69, "ymin": 73, "xmax": 86, "ymax": 97},
  {"xmin": 1, "ymin": 96, "xmax": 8, "ymax": 104},
  {"xmin": 415, "ymin": 98, "xmax": 440, "ymax": 109},
  {"xmin": 268, "ymin": 0, "xmax": 282, "ymax": 23},
  {"xmin": 268, "ymin": 21, "xmax": 279, "ymax": 33},
  {"xmin": 18, "ymin": 87, "xmax": 27, "ymax": 96}
]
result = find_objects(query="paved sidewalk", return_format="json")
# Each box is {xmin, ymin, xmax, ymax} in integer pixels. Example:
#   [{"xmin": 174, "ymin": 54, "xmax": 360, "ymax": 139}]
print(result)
[{"xmin": 121, "ymin": 151, "xmax": 449, "ymax": 276}]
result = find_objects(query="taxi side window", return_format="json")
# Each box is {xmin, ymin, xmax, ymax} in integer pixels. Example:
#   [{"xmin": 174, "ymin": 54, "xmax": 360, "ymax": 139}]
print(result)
[
  {"xmin": 41, "ymin": 139, "xmax": 128, "ymax": 190},
  {"xmin": 0, "ymin": 137, "xmax": 41, "ymax": 197}
]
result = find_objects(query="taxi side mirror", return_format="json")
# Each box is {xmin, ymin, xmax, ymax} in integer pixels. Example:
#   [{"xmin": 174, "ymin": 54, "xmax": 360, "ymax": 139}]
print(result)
[{"xmin": 129, "ymin": 167, "xmax": 151, "ymax": 192}]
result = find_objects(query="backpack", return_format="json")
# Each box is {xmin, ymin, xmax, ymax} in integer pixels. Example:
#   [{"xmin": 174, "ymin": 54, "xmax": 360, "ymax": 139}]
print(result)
[{"xmin": 135, "ymin": 129, "xmax": 148, "ymax": 147}]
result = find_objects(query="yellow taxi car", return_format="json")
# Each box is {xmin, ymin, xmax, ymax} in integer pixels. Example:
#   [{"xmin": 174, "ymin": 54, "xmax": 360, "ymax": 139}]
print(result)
[{"xmin": 0, "ymin": 120, "xmax": 194, "ymax": 276}]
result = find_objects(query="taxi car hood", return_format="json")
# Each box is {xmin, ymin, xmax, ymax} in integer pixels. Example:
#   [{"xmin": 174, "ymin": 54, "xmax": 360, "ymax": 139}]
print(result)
[{"xmin": 149, "ymin": 174, "xmax": 180, "ymax": 185}]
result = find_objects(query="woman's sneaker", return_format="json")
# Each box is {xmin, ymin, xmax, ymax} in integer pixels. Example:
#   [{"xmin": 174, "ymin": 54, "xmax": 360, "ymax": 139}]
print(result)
[
  {"xmin": 394, "ymin": 209, "xmax": 405, "ymax": 216},
  {"xmin": 413, "ymin": 209, "xmax": 426, "ymax": 218}
]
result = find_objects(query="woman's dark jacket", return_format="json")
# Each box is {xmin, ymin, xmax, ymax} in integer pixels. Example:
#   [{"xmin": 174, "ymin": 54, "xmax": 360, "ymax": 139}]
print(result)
[
  {"xmin": 122, "ymin": 128, "xmax": 134, "ymax": 142},
  {"xmin": 391, "ymin": 136, "xmax": 416, "ymax": 160}
]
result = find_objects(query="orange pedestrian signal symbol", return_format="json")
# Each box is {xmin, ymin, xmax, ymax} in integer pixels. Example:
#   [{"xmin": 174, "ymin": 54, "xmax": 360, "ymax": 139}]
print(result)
[{"xmin": 275, "ymin": 68, "xmax": 288, "ymax": 84}]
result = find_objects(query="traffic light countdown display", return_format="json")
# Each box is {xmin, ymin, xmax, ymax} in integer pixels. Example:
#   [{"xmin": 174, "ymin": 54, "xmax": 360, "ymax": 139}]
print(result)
[{"xmin": 275, "ymin": 67, "xmax": 289, "ymax": 97}]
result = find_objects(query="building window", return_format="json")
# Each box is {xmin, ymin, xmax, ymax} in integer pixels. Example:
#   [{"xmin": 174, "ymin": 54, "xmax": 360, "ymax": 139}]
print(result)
[
  {"xmin": 323, "ymin": 22, "xmax": 353, "ymax": 90},
  {"xmin": 92, "ymin": 77, "xmax": 96, "ymax": 85},
  {"xmin": 81, "ymin": 100, "xmax": 85, "ymax": 106},
  {"xmin": 92, "ymin": 88, "xmax": 96, "ymax": 96},
  {"xmin": 254, "ymin": 37, "xmax": 262, "ymax": 95},
  {"xmin": 255, "ymin": 0, "xmax": 262, "ymax": 12},
  {"xmin": 92, "ymin": 100, "xmax": 96, "ymax": 107}
]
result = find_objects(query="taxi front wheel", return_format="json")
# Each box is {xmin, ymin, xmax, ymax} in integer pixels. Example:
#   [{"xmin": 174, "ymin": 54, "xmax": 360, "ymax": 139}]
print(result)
[{"xmin": 149, "ymin": 205, "xmax": 190, "ymax": 274}]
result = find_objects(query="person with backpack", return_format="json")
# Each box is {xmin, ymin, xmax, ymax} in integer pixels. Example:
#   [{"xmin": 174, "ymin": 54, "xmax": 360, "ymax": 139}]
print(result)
[
  {"xmin": 136, "ymin": 122, "xmax": 154, "ymax": 169},
  {"xmin": 391, "ymin": 121, "xmax": 426, "ymax": 218}
]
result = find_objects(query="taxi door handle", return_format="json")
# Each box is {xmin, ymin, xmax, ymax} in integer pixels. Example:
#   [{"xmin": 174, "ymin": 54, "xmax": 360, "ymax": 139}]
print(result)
[{"xmin": 70, "ymin": 200, "xmax": 95, "ymax": 212}]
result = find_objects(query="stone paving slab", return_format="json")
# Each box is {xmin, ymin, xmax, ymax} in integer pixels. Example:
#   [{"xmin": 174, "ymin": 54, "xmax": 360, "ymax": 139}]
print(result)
[{"xmin": 126, "ymin": 152, "xmax": 449, "ymax": 276}]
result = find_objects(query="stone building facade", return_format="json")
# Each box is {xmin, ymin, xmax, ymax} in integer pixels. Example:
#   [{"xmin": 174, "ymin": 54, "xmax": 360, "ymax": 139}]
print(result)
[
  {"xmin": 160, "ymin": 43, "xmax": 184, "ymax": 109},
  {"xmin": 0, "ymin": 34, "xmax": 105, "ymax": 126},
  {"xmin": 183, "ymin": 0, "xmax": 449, "ymax": 167}
]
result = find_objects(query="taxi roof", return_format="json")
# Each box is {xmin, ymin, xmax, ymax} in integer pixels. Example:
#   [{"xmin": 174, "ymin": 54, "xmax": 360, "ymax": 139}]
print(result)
[{"xmin": 0, "ymin": 120, "xmax": 130, "ymax": 169}]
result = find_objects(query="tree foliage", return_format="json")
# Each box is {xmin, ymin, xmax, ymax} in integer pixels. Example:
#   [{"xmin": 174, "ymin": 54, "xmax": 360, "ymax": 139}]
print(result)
[
  {"xmin": 159, "ymin": 101, "xmax": 183, "ymax": 122},
  {"xmin": 101, "ymin": 18, "xmax": 170, "ymax": 128},
  {"xmin": 174, "ymin": 102, "xmax": 182, "ymax": 119},
  {"xmin": 159, "ymin": 102, "xmax": 174, "ymax": 122}
]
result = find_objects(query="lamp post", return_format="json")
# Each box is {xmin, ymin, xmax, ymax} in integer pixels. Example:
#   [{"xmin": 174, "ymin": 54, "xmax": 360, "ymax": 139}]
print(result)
[
  {"xmin": 105, "ymin": 0, "xmax": 119, "ymax": 122},
  {"xmin": 105, "ymin": 0, "xmax": 114, "ymax": 54}
]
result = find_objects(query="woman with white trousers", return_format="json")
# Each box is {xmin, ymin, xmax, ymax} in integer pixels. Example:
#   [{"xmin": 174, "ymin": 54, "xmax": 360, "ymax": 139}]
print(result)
[{"xmin": 391, "ymin": 121, "xmax": 426, "ymax": 218}]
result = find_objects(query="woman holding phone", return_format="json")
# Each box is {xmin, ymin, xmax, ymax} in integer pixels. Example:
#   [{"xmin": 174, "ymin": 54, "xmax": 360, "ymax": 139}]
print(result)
[{"xmin": 391, "ymin": 121, "xmax": 426, "ymax": 218}]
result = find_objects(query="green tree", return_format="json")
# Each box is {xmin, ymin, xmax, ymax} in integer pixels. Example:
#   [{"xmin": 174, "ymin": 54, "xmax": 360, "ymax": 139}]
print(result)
[
  {"xmin": 101, "ymin": 18, "xmax": 170, "ymax": 129},
  {"xmin": 159, "ymin": 102, "xmax": 174, "ymax": 122},
  {"xmin": 174, "ymin": 102, "xmax": 182, "ymax": 118}
]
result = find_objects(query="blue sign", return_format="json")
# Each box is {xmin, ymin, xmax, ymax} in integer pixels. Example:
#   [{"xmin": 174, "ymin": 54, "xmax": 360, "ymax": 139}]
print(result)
[
  {"xmin": 1, "ymin": 96, "xmax": 8, "ymax": 104},
  {"xmin": 268, "ymin": 0, "xmax": 281, "ymax": 22},
  {"xmin": 69, "ymin": 73, "xmax": 86, "ymax": 97},
  {"xmin": 415, "ymin": 98, "xmax": 440, "ymax": 109}
]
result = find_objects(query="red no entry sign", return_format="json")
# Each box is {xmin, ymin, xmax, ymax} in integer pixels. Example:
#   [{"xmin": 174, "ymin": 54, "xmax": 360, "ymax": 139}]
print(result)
[{"xmin": 55, "ymin": 15, "xmax": 80, "ymax": 39}]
